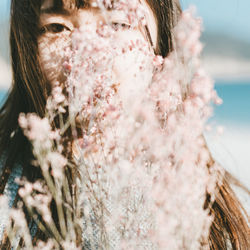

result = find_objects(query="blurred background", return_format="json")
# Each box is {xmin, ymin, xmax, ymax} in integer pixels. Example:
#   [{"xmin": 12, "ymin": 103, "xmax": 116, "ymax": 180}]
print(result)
[
  {"xmin": 0, "ymin": 0, "xmax": 249, "ymax": 188},
  {"xmin": 181, "ymin": 0, "xmax": 250, "ymax": 190}
]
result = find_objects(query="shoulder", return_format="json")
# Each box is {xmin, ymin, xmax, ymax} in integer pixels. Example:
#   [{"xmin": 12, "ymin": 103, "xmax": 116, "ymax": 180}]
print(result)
[
  {"xmin": 225, "ymin": 172, "xmax": 250, "ymax": 215},
  {"xmin": 231, "ymin": 183, "xmax": 250, "ymax": 216},
  {"xmin": 0, "ymin": 152, "xmax": 7, "ymax": 176},
  {"xmin": 0, "ymin": 152, "xmax": 23, "ymax": 207},
  {"xmin": 3, "ymin": 162, "xmax": 23, "ymax": 207},
  {"xmin": 0, "ymin": 154, "xmax": 23, "ymax": 241}
]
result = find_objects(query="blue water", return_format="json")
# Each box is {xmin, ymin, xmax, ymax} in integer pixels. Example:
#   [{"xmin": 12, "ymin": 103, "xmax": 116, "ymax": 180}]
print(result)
[
  {"xmin": 0, "ymin": 90, "xmax": 7, "ymax": 107},
  {"xmin": 0, "ymin": 82, "xmax": 250, "ymax": 125},
  {"xmin": 213, "ymin": 82, "xmax": 250, "ymax": 124}
]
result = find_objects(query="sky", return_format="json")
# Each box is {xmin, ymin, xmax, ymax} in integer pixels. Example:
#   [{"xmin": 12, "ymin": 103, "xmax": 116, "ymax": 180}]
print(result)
[
  {"xmin": 180, "ymin": 0, "xmax": 250, "ymax": 42},
  {"xmin": 0, "ymin": 0, "xmax": 9, "ymax": 21}
]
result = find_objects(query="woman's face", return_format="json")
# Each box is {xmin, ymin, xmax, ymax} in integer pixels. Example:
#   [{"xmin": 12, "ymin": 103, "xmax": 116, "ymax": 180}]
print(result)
[{"xmin": 38, "ymin": 0, "xmax": 158, "ymax": 100}]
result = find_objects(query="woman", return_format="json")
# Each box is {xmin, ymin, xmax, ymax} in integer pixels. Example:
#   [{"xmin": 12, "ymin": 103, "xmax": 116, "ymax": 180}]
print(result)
[{"xmin": 0, "ymin": 0, "xmax": 249, "ymax": 249}]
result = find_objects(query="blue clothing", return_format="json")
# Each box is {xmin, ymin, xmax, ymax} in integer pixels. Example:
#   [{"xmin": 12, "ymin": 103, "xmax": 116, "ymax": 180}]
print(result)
[{"xmin": 0, "ymin": 156, "xmax": 23, "ymax": 241}]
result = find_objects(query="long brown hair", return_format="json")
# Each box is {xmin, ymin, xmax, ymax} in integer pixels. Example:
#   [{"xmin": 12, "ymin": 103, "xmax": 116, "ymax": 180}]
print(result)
[{"xmin": 0, "ymin": 0, "xmax": 249, "ymax": 248}]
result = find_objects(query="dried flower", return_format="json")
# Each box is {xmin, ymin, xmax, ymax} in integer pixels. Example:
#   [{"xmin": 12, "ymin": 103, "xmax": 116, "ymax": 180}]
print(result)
[{"xmin": 4, "ymin": 4, "xmax": 223, "ymax": 249}]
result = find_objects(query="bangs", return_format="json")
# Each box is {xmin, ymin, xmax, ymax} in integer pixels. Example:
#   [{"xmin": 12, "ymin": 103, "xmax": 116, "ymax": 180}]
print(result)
[
  {"xmin": 61, "ymin": 0, "xmax": 86, "ymax": 9},
  {"xmin": 41, "ymin": 0, "xmax": 87, "ymax": 11},
  {"xmin": 40, "ymin": 0, "xmax": 120, "ymax": 12}
]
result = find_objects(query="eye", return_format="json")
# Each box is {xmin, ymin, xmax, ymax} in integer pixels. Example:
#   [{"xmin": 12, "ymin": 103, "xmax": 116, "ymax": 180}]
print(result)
[
  {"xmin": 40, "ymin": 23, "xmax": 71, "ymax": 34},
  {"xmin": 111, "ymin": 22, "xmax": 131, "ymax": 31}
]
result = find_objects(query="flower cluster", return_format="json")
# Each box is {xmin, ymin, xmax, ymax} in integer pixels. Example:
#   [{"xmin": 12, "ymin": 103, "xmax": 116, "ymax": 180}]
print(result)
[{"xmin": 3, "ymin": 2, "xmax": 222, "ymax": 249}]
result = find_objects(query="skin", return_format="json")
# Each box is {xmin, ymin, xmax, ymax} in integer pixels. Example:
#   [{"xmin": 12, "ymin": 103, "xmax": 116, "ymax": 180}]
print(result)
[
  {"xmin": 38, "ymin": 0, "xmax": 160, "ymax": 159},
  {"xmin": 38, "ymin": 0, "xmax": 158, "ymax": 96}
]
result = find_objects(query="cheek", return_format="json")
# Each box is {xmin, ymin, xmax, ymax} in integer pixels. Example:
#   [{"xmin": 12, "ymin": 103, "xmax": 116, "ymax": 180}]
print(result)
[
  {"xmin": 38, "ymin": 34, "xmax": 71, "ymax": 86},
  {"xmin": 112, "ymin": 29, "xmax": 154, "ymax": 103}
]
